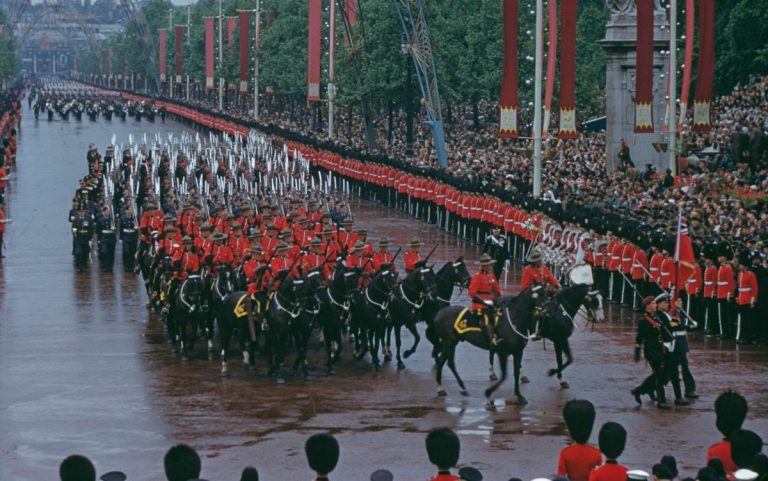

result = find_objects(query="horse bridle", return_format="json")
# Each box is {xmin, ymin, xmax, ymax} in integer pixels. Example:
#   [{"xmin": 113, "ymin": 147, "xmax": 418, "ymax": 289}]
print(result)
[
  {"xmin": 504, "ymin": 287, "xmax": 545, "ymax": 341},
  {"xmin": 556, "ymin": 287, "xmax": 600, "ymax": 326}
]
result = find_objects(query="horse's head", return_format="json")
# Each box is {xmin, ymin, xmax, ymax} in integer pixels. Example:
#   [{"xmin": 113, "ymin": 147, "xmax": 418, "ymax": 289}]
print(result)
[
  {"xmin": 452, "ymin": 257, "xmax": 471, "ymax": 288},
  {"xmin": 335, "ymin": 266, "xmax": 359, "ymax": 295},
  {"xmin": 559, "ymin": 276, "xmax": 605, "ymax": 324},
  {"xmin": 285, "ymin": 275, "xmax": 310, "ymax": 305},
  {"xmin": 304, "ymin": 267, "xmax": 325, "ymax": 292},
  {"xmin": 184, "ymin": 275, "xmax": 204, "ymax": 305},
  {"xmin": 408, "ymin": 262, "xmax": 437, "ymax": 299},
  {"xmin": 374, "ymin": 264, "xmax": 399, "ymax": 293}
]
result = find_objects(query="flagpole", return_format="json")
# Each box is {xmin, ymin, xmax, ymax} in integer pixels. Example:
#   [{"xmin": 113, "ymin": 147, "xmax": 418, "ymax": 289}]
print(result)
[
  {"xmin": 668, "ymin": 0, "xmax": 677, "ymax": 176},
  {"xmin": 186, "ymin": 5, "xmax": 191, "ymax": 101},
  {"xmin": 328, "ymin": 0, "xmax": 337, "ymax": 140},
  {"xmin": 254, "ymin": 0, "xmax": 261, "ymax": 121},
  {"xmin": 218, "ymin": 0, "xmax": 224, "ymax": 111},
  {"xmin": 532, "ymin": 0, "xmax": 543, "ymax": 198},
  {"xmin": 674, "ymin": 207, "xmax": 681, "ymax": 297}
]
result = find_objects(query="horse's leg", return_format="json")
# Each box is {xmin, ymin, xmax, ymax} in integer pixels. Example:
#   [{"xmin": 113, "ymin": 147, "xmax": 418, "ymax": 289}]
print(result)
[
  {"xmin": 394, "ymin": 324, "xmax": 406, "ymax": 370},
  {"xmin": 446, "ymin": 347, "xmax": 469, "ymax": 396},
  {"xmin": 403, "ymin": 319, "xmax": 421, "ymax": 359},
  {"xmin": 488, "ymin": 350, "xmax": 498, "ymax": 382},
  {"xmin": 219, "ymin": 323, "xmax": 230, "ymax": 376},
  {"xmin": 485, "ymin": 352, "xmax": 510, "ymax": 403},
  {"xmin": 275, "ymin": 328, "xmax": 286, "ymax": 384},
  {"xmin": 547, "ymin": 340, "xmax": 572, "ymax": 388},
  {"xmin": 435, "ymin": 345, "xmax": 450, "ymax": 397},
  {"xmin": 384, "ymin": 325, "xmax": 393, "ymax": 361},
  {"xmin": 370, "ymin": 325, "xmax": 381, "ymax": 370}
]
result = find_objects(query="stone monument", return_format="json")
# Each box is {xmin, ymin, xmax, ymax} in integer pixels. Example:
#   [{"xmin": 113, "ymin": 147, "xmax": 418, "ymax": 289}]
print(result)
[{"xmin": 602, "ymin": 0, "xmax": 670, "ymax": 171}]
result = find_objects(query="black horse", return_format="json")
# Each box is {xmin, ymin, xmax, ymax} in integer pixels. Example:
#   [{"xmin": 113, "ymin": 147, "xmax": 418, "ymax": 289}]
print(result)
[
  {"xmin": 313, "ymin": 263, "xmax": 359, "ymax": 374},
  {"xmin": 386, "ymin": 263, "xmax": 438, "ymax": 370},
  {"xmin": 171, "ymin": 275, "xmax": 205, "ymax": 360},
  {"xmin": 432, "ymin": 286, "xmax": 550, "ymax": 405},
  {"xmin": 351, "ymin": 265, "xmax": 399, "ymax": 369},
  {"xmin": 209, "ymin": 264, "xmax": 236, "ymax": 361},
  {"xmin": 264, "ymin": 274, "xmax": 311, "ymax": 383},
  {"xmin": 421, "ymin": 258, "xmax": 471, "ymax": 359}
]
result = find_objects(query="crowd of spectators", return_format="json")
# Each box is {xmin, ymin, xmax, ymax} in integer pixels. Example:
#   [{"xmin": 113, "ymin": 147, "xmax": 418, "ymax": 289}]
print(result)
[
  {"xmin": 57, "ymin": 391, "xmax": 765, "ymax": 481},
  {"xmin": 0, "ymin": 84, "xmax": 24, "ymax": 261}
]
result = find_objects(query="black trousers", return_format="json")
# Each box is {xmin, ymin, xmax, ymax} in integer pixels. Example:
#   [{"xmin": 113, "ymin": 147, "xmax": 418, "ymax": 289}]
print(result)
[
  {"xmin": 736, "ymin": 304, "xmax": 755, "ymax": 342},
  {"xmin": 636, "ymin": 357, "xmax": 666, "ymax": 403},
  {"xmin": 664, "ymin": 351, "xmax": 684, "ymax": 400}
]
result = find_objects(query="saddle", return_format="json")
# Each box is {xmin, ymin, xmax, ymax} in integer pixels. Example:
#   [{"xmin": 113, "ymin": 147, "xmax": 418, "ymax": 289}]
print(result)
[{"xmin": 452, "ymin": 308, "xmax": 499, "ymax": 335}]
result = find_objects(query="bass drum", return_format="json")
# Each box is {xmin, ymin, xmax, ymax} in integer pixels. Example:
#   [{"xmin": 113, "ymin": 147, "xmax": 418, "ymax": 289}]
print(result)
[{"xmin": 568, "ymin": 263, "xmax": 594, "ymax": 286}]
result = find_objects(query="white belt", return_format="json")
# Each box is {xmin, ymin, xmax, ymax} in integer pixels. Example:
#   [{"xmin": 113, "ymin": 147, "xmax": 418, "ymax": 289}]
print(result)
[
  {"xmin": 632, "ymin": 263, "xmax": 643, "ymax": 268},
  {"xmin": 673, "ymin": 331, "xmax": 687, "ymax": 337},
  {"xmin": 739, "ymin": 288, "xmax": 752, "ymax": 292},
  {"xmin": 717, "ymin": 282, "xmax": 728, "ymax": 285},
  {"xmin": 704, "ymin": 282, "xmax": 714, "ymax": 285}
]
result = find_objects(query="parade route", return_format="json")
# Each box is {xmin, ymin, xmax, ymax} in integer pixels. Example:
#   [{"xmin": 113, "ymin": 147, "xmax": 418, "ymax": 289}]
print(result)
[{"xmin": 1, "ymin": 103, "xmax": 767, "ymax": 481}]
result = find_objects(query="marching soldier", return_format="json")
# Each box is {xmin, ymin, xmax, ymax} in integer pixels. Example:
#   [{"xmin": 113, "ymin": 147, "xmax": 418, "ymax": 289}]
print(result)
[
  {"xmin": 658, "ymin": 295, "xmax": 690, "ymax": 406},
  {"xmin": 469, "ymin": 253, "xmax": 501, "ymax": 347},
  {"xmin": 96, "ymin": 205, "xmax": 116, "ymax": 273},
  {"xmin": 71, "ymin": 205, "xmax": 93, "ymax": 273},
  {"xmin": 120, "ymin": 204, "xmax": 139, "ymax": 273},
  {"xmin": 632, "ymin": 295, "xmax": 672, "ymax": 409},
  {"xmin": 702, "ymin": 247, "xmax": 718, "ymax": 335},
  {"xmin": 483, "ymin": 225, "xmax": 508, "ymax": 279}
]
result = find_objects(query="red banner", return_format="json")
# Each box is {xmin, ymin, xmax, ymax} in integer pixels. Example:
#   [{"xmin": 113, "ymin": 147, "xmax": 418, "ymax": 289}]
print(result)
[
  {"xmin": 159, "ymin": 29, "xmax": 167, "ymax": 83},
  {"xmin": 175, "ymin": 26, "xmax": 183, "ymax": 84},
  {"xmin": 239, "ymin": 11, "xmax": 250, "ymax": 93},
  {"xmin": 227, "ymin": 17, "xmax": 237, "ymax": 53},
  {"xmin": 634, "ymin": 0, "xmax": 654, "ymax": 133},
  {"xmin": 679, "ymin": 0, "xmax": 694, "ymax": 131},
  {"xmin": 205, "ymin": 19, "xmax": 214, "ymax": 90},
  {"xmin": 307, "ymin": 0, "xmax": 322, "ymax": 102},
  {"xmin": 543, "ymin": 0, "xmax": 557, "ymax": 139},
  {"xmin": 498, "ymin": 0, "xmax": 518, "ymax": 138},
  {"xmin": 692, "ymin": 0, "xmax": 715, "ymax": 131},
  {"xmin": 558, "ymin": 0, "xmax": 577, "ymax": 139},
  {"xmin": 108, "ymin": 47, "xmax": 113, "ymax": 76},
  {"xmin": 101, "ymin": 49, "xmax": 107, "ymax": 76},
  {"xmin": 343, "ymin": 0, "xmax": 358, "ymax": 45},
  {"xmin": 73, "ymin": 55, "xmax": 77, "ymax": 73}
]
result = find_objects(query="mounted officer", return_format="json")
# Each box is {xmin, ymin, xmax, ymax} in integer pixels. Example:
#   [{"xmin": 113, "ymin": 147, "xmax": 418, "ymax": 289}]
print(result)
[{"xmin": 468, "ymin": 253, "xmax": 501, "ymax": 346}]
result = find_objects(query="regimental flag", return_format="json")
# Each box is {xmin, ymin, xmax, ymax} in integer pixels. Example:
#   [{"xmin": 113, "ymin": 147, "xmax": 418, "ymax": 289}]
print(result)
[
  {"xmin": 205, "ymin": 18, "xmax": 214, "ymax": 90},
  {"xmin": 692, "ymin": 0, "xmax": 715, "ymax": 131},
  {"xmin": 558, "ymin": 0, "xmax": 577, "ymax": 139},
  {"xmin": 674, "ymin": 211, "xmax": 696, "ymax": 295},
  {"xmin": 306, "ymin": 0, "xmax": 322, "ymax": 102},
  {"xmin": 634, "ymin": 0, "xmax": 654, "ymax": 133},
  {"xmin": 239, "ymin": 11, "xmax": 250, "ymax": 94},
  {"xmin": 159, "ymin": 29, "xmax": 167, "ymax": 83},
  {"xmin": 498, "ymin": 0, "xmax": 518, "ymax": 138}
]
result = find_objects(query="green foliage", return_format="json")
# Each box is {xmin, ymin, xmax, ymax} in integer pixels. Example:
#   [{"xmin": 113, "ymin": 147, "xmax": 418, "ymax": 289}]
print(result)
[
  {"xmin": 713, "ymin": 0, "xmax": 768, "ymax": 94},
  {"xmin": 0, "ymin": 7, "xmax": 19, "ymax": 78}
]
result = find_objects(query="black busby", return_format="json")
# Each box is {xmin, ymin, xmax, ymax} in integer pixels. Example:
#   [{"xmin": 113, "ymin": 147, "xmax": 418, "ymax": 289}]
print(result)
[
  {"xmin": 598, "ymin": 422, "xmax": 627, "ymax": 460},
  {"xmin": 731, "ymin": 429, "xmax": 764, "ymax": 469},
  {"xmin": 305, "ymin": 433, "xmax": 340, "ymax": 476},
  {"xmin": 715, "ymin": 391, "xmax": 748, "ymax": 438},
  {"xmin": 239, "ymin": 467, "xmax": 259, "ymax": 481},
  {"xmin": 426, "ymin": 427, "xmax": 460, "ymax": 470},
  {"xmin": 563, "ymin": 399, "xmax": 596, "ymax": 444}
]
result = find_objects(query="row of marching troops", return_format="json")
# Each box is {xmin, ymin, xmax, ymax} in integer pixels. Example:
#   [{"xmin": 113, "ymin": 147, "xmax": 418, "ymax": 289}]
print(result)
[
  {"xmin": 296, "ymin": 144, "xmax": 767, "ymax": 346},
  {"xmin": 0, "ymin": 88, "xmax": 21, "ymax": 261}
]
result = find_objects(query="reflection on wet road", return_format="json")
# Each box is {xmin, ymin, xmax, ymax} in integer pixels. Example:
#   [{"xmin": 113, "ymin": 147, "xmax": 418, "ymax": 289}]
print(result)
[{"xmin": 0, "ymin": 105, "xmax": 766, "ymax": 481}]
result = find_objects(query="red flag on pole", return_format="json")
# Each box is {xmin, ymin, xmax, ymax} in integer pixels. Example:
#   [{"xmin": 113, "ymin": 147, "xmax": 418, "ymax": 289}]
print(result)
[
  {"xmin": 498, "ymin": 0, "xmax": 518, "ymax": 138},
  {"xmin": 674, "ymin": 211, "xmax": 696, "ymax": 295},
  {"xmin": 692, "ymin": 0, "xmax": 715, "ymax": 132},
  {"xmin": 108, "ymin": 47, "xmax": 113, "ymax": 77},
  {"xmin": 343, "ymin": 0, "xmax": 358, "ymax": 45},
  {"xmin": 175, "ymin": 26, "xmax": 183, "ymax": 84},
  {"xmin": 634, "ymin": 0, "xmax": 654, "ymax": 133},
  {"xmin": 205, "ymin": 18, "xmax": 215, "ymax": 90},
  {"xmin": 558, "ymin": 0, "xmax": 577, "ymax": 139},
  {"xmin": 159, "ymin": 29, "xmax": 167, "ymax": 83},
  {"xmin": 679, "ymin": 0, "xmax": 695, "ymax": 131},
  {"xmin": 543, "ymin": 0, "xmax": 557, "ymax": 139},
  {"xmin": 239, "ymin": 11, "xmax": 250, "ymax": 94},
  {"xmin": 307, "ymin": 0, "xmax": 322, "ymax": 102},
  {"xmin": 101, "ymin": 49, "xmax": 107, "ymax": 76}
]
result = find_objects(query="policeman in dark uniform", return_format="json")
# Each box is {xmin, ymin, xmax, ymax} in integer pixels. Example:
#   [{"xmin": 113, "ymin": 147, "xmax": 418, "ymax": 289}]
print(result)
[
  {"xmin": 483, "ymin": 225, "xmax": 508, "ymax": 279},
  {"xmin": 120, "ymin": 204, "xmax": 139, "ymax": 273},
  {"xmin": 632, "ymin": 295, "xmax": 673, "ymax": 409},
  {"xmin": 96, "ymin": 205, "xmax": 117, "ymax": 272},
  {"xmin": 71, "ymin": 204, "xmax": 93, "ymax": 273}
]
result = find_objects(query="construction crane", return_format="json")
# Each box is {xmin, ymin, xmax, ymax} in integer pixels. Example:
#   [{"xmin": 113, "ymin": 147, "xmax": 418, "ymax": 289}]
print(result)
[{"xmin": 391, "ymin": 0, "xmax": 448, "ymax": 167}]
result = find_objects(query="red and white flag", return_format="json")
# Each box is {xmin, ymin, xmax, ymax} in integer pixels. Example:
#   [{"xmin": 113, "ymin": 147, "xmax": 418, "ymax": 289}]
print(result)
[{"xmin": 674, "ymin": 210, "xmax": 696, "ymax": 294}]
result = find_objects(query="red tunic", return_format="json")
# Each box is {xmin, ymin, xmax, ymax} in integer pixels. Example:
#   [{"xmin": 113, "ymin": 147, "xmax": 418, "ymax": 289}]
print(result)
[
  {"xmin": 588, "ymin": 461, "xmax": 628, "ymax": 481},
  {"xmin": 707, "ymin": 440, "xmax": 738, "ymax": 477},
  {"xmin": 372, "ymin": 251, "xmax": 397, "ymax": 272},
  {"xmin": 660, "ymin": 256, "xmax": 676, "ymax": 290},
  {"xmin": 737, "ymin": 270, "xmax": 758, "ymax": 305},
  {"xmin": 631, "ymin": 249, "xmax": 648, "ymax": 281},
  {"xmin": 557, "ymin": 444, "xmax": 603, "ymax": 481},
  {"xmin": 521, "ymin": 265, "xmax": 559, "ymax": 290},
  {"xmin": 703, "ymin": 264, "xmax": 718, "ymax": 298},
  {"xmin": 469, "ymin": 271, "xmax": 500, "ymax": 311},
  {"xmin": 172, "ymin": 251, "xmax": 200, "ymax": 280},
  {"xmin": 717, "ymin": 264, "xmax": 735, "ymax": 300},
  {"xmin": 404, "ymin": 250, "xmax": 422, "ymax": 274},
  {"xmin": 649, "ymin": 252, "xmax": 664, "ymax": 283}
]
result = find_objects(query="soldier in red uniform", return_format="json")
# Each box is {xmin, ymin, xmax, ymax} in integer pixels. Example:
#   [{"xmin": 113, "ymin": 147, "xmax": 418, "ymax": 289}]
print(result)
[
  {"xmin": 165, "ymin": 236, "xmax": 200, "ymax": 313},
  {"xmin": 302, "ymin": 238, "xmax": 328, "ymax": 280},
  {"xmin": 372, "ymin": 238, "xmax": 397, "ymax": 273},
  {"xmin": 716, "ymin": 247, "xmax": 735, "ymax": 339},
  {"xmin": 243, "ymin": 245, "xmax": 267, "ymax": 296},
  {"xmin": 588, "ymin": 423, "xmax": 628, "ymax": 481},
  {"xmin": 403, "ymin": 239, "xmax": 424, "ymax": 274},
  {"xmin": 631, "ymin": 243, "xmax": 649, "ymax": 310},
  {"xmin": 208, "ymin": 231, "xmax": 235, "ymax": 273},
  {"xmin": 648, "ymin": 244, "xmax": 664, "ymax": 297},
  {"xmin": 620, "ymin": 241, "xmax": 636, "ymax": 306},
  {"xmin": 608, "ymin": 236, "xmax": 624, "ymax": 302},
  {"xmin": 702, "ymin": 248, "xmax": 718, "ymax": 335},
  {"xmin": 228, "ymin": 223, "xmax": 251, "ymax": 263},
  {"xmin": 469, "ymin": 253, "xmax": 501, "ymax": 346},
  {"xmin": 736, "ymin": 252, "xmax": 758, "ymax": 344},
  {"xmin": 138, "ymin": 201, "xmax": 163, "ymax": 266},
  {"xmin": 269, "ymin": 242, "xmax": 296, "ymax": 288},
  {"xmin": 520, "ymin": 249, "xmax": 559, "ymax": 292},
  {"xmin": 337, "ymin": 219, "xmax": 357, "ymax": 251},
  {"xmin": 425, "ymin": 428, "xmax": 461, "ymax": 481},
  {"xmin": 557, "ymin": 400, "xmax": 602, "ymax": 481},
  {"xmin": 707, "ymin": 391, "xmax": 748, "ymax": 478}
]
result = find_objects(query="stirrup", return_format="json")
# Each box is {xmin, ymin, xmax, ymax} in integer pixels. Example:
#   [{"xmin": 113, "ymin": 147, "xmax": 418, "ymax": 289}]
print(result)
[
  {"xmin": 491, "ymin": 336, "xmax": 501, "ymax": 347},
  {"xmin": 261, "ymin": 321, "xmax": 270, "ymax": 332}
]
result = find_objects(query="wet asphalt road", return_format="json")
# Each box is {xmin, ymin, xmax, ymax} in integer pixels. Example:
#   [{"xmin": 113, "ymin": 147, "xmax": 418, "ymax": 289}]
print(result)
[{"xmin": 0, "ymin": 102, "xmax": 767, "ymax": 481}]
